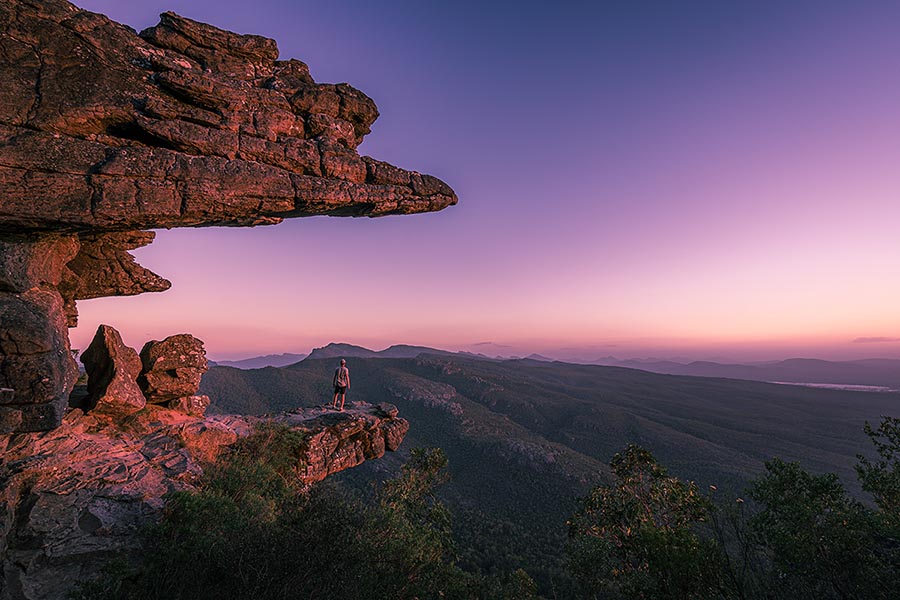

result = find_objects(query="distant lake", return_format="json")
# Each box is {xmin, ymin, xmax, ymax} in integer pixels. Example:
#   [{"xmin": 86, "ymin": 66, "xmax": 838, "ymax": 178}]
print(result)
[{"xmin": 771, "ymin": 381, "xmax": 897, "ymax": 393}]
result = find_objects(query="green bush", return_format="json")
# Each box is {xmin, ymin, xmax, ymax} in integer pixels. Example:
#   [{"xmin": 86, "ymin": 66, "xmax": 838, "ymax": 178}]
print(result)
[
  {"xmin": 568, "ymin": 417, "xmax": 900, "ymax": 600},
  {"xmin": 71, "ymin": 427, "xmax": 535, "ymax": 600},
  {"xmin": 567, "ymin": 444, "xmax": 723, "ymax": 599}
]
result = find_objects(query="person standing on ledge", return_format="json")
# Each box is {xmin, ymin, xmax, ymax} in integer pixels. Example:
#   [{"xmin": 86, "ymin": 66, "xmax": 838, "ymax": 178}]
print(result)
[{"xmin": 332, "ymin": 359, "xmax": 351, "ymax": 411}]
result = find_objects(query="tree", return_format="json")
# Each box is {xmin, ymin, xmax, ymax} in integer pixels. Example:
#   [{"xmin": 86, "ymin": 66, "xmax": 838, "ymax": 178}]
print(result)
[
  {"xmin": 567, "ymin": 444, "xmax": 723, "ymax": 599},
  {"xmin": 748, "ymin": 459, "xmax": 888, "ymax": 599},
  {"xmin": 857, "ymin": 416, "xmax": 900, "ymax": 515}
]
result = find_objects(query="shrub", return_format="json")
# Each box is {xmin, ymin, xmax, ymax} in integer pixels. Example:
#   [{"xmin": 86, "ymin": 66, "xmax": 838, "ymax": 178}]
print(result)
[
  {"xmin": 567, "ymin": 444, "xmax": 723, "ymax": 599},
  {"xmin": 71, "ymin": 428, "xmax": 535, "ymax": 600},
  {"xmin": 568, "ymin": 417, "xmax": 900, "ymax": 600}
]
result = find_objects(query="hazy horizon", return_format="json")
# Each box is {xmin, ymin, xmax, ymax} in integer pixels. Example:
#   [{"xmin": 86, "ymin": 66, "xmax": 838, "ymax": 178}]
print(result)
[
  {"xmin": 200, "ymin": 339, "xmax": 900, "ymax": 365},
  {"xmin": 69, "ymin": 0, "xmax": 900, "ymax": 365}
]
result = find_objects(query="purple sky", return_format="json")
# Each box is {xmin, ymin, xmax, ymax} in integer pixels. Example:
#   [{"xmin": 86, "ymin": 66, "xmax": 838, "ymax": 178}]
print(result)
[{"xmin": 70, "ymin": 0, "xmax": 900, "ymax": 362}]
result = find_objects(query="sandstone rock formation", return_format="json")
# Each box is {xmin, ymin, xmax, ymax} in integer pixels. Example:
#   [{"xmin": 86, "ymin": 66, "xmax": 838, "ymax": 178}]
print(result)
[
  {"xmin": 137, "ymin": 334, "xmax": 208, "ymax": 403},
  {"xmin": 78, "ymin": 326, "xmax": 211, "ymax": 419},
  {"xmin": 0, "ymin": 0, "xmax": 457, "ymax": 432},
  {"xmin": 0, "ymin": 402, "xmax": 408, "ymax": 599},
  {"xmin": 79, "ymin": 324, "xmax": 146, "ymax": 417},
  {"xmin": 0, "ymin": 235, "xmax": 81, "ymax": 432},
  {"xmin": 285, "ymin": 402, "xmax": 409, "ymax": 484}
]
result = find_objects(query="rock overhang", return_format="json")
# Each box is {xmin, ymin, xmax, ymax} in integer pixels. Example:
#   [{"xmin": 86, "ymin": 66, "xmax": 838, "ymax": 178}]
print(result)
[
  {"xmin": 0, "ymin": 2, "xmax": 456, "ymax": 233},
  {"xmin": 0, "ymin": 0, "xmax": 457, "ymax": 433}
]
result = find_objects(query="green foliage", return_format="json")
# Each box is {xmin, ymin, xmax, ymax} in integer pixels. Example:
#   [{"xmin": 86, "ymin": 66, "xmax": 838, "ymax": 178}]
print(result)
[
  {"xmin": 567, "ymin": 444, "xmax": 723, "ymax": 599},
  {"xmin": 855, "ymin": 416, "xmax": 900, "ymax": 590},
  {"xmin": 71, "ymin": 431, "xmax": 536, "ymax": 600},
  {"xmin": 748, "ymin": 459, "xmax": 889, "ymax": 599},
  {"xmin": 372, "ymin": 448, "xmax": 454, "ymax": 574},
  {"xmin": 569, "ymin": 416, "xmax": 900, "ymax": 600},
  {"xmin": 857, "ymin": 416, "xmax": 900, "ymax": 514},
  {"xmin": 68, "ymin": 560, "xmax": 132, "ymax": 600}
]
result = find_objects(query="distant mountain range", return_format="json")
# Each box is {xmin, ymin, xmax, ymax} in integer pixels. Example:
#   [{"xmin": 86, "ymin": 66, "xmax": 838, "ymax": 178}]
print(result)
[
  {"xmin": 199, "ymin": 350, "xmax": 900, "ymax": 594},
  {"xmin": 596, "ymin": 357, "xmax": 900, "ymax": 390},
  {"xmin": 217, "ymin": 343, "xmax": 900, "ymax": 390},
  {"xmin": 306, "ymin": 342, "xmax": 456, "ymax": 361},
  {"xmin": 210, "ymin": 353, "xmax": 308, "ymax": 369}
]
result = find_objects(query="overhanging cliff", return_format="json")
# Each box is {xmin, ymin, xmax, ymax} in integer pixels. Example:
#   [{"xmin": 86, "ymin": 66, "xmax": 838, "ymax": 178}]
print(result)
[{"xmin": 0, "ymin": 0, "xmax": 456, "ymax": 432}]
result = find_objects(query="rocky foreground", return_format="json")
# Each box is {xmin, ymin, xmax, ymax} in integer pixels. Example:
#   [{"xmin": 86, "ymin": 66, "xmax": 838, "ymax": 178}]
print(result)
[
  {"xmin": 0, "ymin": 401, "xmax": 408, "ymax": 600},
  {"xmin": 0, "ymin": 2, "xmax": 439, "ymax": 596}
]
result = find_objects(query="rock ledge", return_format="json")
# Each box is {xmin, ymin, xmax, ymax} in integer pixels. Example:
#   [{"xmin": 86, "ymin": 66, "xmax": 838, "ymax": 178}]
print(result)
[{"xmin": 0, "ymin": 401, "xmax": 408, "ymax": 600}]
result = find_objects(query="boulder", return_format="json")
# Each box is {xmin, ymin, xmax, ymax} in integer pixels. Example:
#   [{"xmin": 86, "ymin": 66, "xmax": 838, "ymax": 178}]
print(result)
[
  {"xmin": 80, "ymin": 325, "xmax": 146, "ymax": 417},
  {"xmin": 138, "ymin": 335, "xmax": 209, "ymax": 403},
  {"xmin": 0, "ymin": 288, "xmax": 77, "ymax": 433}
]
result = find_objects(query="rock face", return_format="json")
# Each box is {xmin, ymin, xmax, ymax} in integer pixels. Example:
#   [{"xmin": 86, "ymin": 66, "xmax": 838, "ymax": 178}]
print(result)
[
  {"xmin": 0, "ymin": 0, "xmax": 457, "ymax": 432},
  {"xmin": 0, "ymin": 1, "xmax": 456, "ymax": 232},
  {"xmin": 137, "ymin": 334, "xmax": 208, "ymax": 403},
  {"xmin": 280, "ymin": 403, "xmax": 410, "ymax": 484},
  {"xmin": 168, "ymin": 394, "xmax": 211, "ymax": 417},
  {"xmin": 0, "ymin": 235, "xmax": 79, "ymax": 433},
  {"xmin": 0, "ymin": 402, "xmax": 408, "ymax": 600},
  {"xmin": 79, "ymin": 325, "xmax": 146, "ymax": 417}
]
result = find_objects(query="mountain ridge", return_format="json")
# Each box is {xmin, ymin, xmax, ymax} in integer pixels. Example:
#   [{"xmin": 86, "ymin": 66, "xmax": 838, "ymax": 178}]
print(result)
[
  {"xmin": 212, "ymin": 353, "xmax": 309, "ymax": 369},
  {"xmin": 306, "ymin": 342, "xmax": 457, "ymax": 361},
  {"xmin": 218, "ymin": 342, "xmax": 900, "ymax": 390}
]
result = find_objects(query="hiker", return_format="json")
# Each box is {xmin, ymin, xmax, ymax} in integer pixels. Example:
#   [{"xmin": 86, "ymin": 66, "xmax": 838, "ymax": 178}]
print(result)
[{"xmin": 332, "ymin": 358, "xmax": 350, "ymax": 411}]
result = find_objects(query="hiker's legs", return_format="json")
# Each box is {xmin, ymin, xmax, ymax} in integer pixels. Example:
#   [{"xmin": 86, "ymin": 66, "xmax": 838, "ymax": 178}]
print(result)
[
  {"xmin": 332, "ymin": 391, "xmax": 339, "ymax": 408},
  {"xmin": 339, "ymin": 392, "xmax": 346, "ymax": 411}
]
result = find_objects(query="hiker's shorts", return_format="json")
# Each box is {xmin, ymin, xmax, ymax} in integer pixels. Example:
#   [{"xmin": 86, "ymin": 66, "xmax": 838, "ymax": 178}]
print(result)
[{"xmin": 334, "ymin": 385, "xmax": 347, "ymax": 395}]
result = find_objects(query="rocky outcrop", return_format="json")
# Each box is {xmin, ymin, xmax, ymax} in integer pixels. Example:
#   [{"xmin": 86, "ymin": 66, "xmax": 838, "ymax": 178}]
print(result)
[
  {"xmin": 283, "ymin": 402, "xmax": 409, "ymax": 484},
  {"xmin": 60, "ymin": 232, "xmax": 172, "ymax": 327},
  {"xmin": 0, "ymin": 0, "xmax": 456, "ymax": 432},
  {"xmin": 79, "ymin": 325, "xmax": 145, "ymax": 417},
  {"xmin": 0, "ymin": 234, "xmax": 79, "ymax": 433},
  {"xmin": 0, "ymin": 402, "xmax": 407, "ymax": 600},
  {"xmin": 0, "ymin": 1, "xmax": 455, "ymax": 233},
  {"xmin": 137, "ymin": 334, "xmax": 208, "ymax": 404},
  {"xmin": 77, "ymin": 325, "xmax": 210, "ymax": 418}
]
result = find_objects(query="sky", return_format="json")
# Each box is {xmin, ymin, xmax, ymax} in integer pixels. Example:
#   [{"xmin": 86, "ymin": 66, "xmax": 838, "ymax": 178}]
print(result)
[{"xmin": 69, "ymin": 0, "xmax": 900, "ymax": 362}]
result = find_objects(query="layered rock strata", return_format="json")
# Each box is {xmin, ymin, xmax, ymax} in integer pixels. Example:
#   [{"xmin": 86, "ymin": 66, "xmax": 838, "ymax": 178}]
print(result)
[
  {"xmin": 0, "ymin": 0, "xmax": 456, "ymax": 432},
  {"xmin": 0, "ymin": 235, "xmax": 79, "ymax": 433},
  {"xmin": 0, "ymin": 401, "xmax": 408, "ymax": 600}
]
